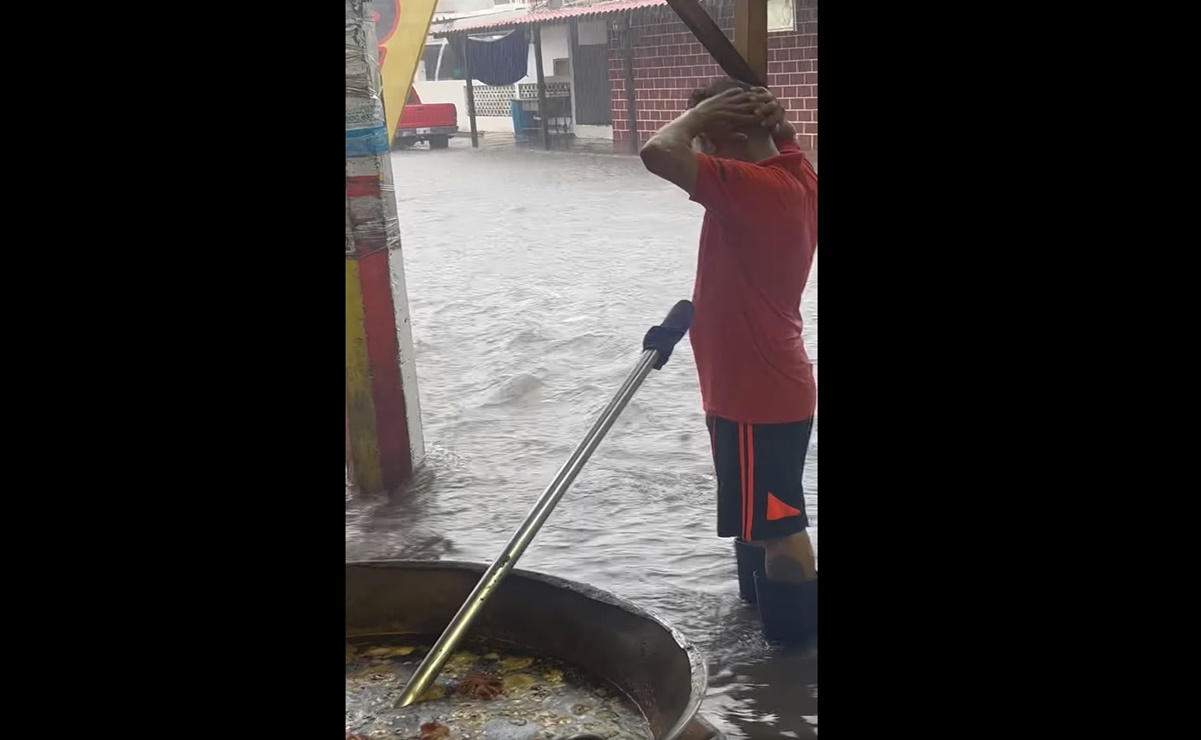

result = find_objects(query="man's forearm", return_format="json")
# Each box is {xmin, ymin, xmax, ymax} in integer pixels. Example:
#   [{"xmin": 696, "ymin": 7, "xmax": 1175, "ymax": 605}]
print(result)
[
  {"xmin": 644, "ymin": 109, "xmax": 704, "ymax": 156},
  {"xmin": 639, "ymin": 110, "xmax": 705, "ymax": 191}
]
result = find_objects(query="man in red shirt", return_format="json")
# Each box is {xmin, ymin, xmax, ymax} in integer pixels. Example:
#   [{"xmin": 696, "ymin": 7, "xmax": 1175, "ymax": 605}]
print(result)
[{"xmin": 640, "ymin": 79, "xmax": 818, "ymax": 646}]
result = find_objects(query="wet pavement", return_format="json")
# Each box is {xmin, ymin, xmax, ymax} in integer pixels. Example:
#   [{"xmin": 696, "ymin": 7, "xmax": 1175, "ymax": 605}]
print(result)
[{"xmin": 346, "ymin": 135, "xmax": 818, "ymax": 739}]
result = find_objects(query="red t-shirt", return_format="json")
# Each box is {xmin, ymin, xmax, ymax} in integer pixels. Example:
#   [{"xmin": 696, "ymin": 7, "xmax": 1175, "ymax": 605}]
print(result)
[{"xmin": 688, "ymin": 137, "xmax": 818, "ymax": 424}]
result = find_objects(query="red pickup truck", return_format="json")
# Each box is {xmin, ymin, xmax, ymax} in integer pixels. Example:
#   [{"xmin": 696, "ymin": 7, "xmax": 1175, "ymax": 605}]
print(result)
[{"xmin": 393, "ymin": 87, "xmax": 459, "ymax": 150}]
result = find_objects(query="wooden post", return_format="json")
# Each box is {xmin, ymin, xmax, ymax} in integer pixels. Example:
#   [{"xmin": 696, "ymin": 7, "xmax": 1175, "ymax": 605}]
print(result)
[
  {"xmin": 663, "ymin": 0, "xmax": 764, "ymax": 87},
  {"xmin": 533, "ymin": 25, "xmax": 551, "ymax": 150},
  {"xmin": 734, "ymin": 0, "xmax": 768, "ymax": 84},
  {"xmin": 569, "ymin": 19, "xmax": 581, "ymax": 130},
  {"xmin": 461, "ymin": 33, "xmax": 479, "ymax": 148},
  {"xmin": 622, "ymin": 13, "xmax": 639, "ymax": 154}
]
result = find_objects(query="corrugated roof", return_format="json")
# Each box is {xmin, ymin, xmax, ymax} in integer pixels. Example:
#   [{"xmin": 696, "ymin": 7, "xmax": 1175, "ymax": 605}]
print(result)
[{"xmin": 433, "ymin": 0, "xmax": 668, "ymax": 36}]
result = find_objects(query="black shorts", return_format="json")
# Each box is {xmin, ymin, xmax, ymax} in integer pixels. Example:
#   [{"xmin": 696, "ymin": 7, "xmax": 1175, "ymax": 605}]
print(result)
[{"xmin": 705, "ymin": 415, "xmax": 813, "ymax": 541}]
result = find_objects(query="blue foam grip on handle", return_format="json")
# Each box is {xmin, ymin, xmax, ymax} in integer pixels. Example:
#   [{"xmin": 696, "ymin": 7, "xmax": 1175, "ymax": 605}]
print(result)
[
  {"xmin": 642, "ymin": 300, "xmax": 695, "ymax": 370},
  {"xmin": 659, "ymin": 299, "xmax": 695, "ymax": 332}
]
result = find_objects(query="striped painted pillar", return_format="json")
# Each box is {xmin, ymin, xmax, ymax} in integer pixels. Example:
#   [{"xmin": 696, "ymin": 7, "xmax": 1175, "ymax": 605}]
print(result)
[{"xmin": 345, "ymin": 0, "xmax": 424, "ymax": 493}]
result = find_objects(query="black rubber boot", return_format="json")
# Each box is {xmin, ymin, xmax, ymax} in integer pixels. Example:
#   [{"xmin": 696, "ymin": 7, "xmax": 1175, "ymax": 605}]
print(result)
[
  {"xmin": 754, "ymin": 570, "xmax": 818, "ymax": 648},
  {"xmin": 734, "ymin": 539, "xmax": 765, "ymax": 603}
]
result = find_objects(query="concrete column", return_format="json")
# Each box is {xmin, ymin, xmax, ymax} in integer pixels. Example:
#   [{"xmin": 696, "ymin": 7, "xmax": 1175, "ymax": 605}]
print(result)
[{"xmin": 345, "ymin": 0, "xmax": 424, "ymax": 493}]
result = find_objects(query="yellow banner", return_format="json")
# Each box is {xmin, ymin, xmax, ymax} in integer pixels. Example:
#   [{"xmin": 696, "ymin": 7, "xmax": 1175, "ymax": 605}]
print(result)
[{"xmin": 371, "ymin": 0, "xmax": 439, "ymax": 143}]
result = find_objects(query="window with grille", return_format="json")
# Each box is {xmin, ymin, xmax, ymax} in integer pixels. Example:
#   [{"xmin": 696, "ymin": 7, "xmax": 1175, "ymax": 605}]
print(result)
[{"xmin": 769, "ymin": 0, "xmax": 796, "ymax": 32}]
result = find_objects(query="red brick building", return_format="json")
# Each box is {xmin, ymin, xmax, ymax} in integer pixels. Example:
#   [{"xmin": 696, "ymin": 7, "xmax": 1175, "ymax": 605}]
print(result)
[{"xmin": 609, "ymin": 0, "xmax": 818, "ymax": 155}]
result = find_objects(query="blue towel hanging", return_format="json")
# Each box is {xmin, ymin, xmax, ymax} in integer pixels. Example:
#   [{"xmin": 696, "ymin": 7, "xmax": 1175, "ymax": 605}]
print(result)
[{"xmin": 467, "ymin": 28, "xmax": 529, "ymax": 87}]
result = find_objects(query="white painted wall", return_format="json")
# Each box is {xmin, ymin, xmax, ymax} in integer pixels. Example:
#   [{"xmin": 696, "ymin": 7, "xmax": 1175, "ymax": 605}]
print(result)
[
  {"xmin": 410, "ymin": 78, "xmax": 470, "ymax": 129},
  {"xmin": 529, "ymin": 24, "xmax": 570, "ymax": 82},
  {"xmin": 573, "ymin": 124, "xmax": 612, "ymax": 141}
]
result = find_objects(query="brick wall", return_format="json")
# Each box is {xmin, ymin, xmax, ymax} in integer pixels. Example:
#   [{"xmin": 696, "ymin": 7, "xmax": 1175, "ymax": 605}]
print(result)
[{"xmin": 609, "ymin": 0, "xmax": 818, "ymax": 154}]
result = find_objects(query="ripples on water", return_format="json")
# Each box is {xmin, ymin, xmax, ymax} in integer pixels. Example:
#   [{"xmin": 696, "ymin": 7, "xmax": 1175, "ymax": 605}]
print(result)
[{"xmin": 347, "ymin": 141, "xmax": 818, "ymax": 739}]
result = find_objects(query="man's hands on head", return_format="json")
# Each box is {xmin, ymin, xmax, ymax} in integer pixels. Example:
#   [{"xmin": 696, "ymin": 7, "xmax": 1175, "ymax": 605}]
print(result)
[
  {"xmin": 686, "ymin": 86, "xmax": 797, "ymax": 142},
  {"xmin": 686, "ymin": 87, "xmax": 764, "ymax": 138},
  {"xmin": 746, "ymin": 87, "xmax": 797, "ymax": 141},
  {"xmin": 640, "ymin": 84, "xmax": 796, "ymax": 193}
]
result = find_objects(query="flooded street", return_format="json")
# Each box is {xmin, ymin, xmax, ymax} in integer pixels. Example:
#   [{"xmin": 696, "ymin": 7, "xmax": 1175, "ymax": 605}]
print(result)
[{"xmin": 346, "ymin": 137, "xmax": 818, "ymax": 739}]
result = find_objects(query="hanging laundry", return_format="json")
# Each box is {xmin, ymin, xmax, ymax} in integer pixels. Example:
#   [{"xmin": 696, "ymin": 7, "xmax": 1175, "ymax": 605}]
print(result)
[{"xmin": 466, "ymin": 28, "xmax": 529, "ymax": 87}]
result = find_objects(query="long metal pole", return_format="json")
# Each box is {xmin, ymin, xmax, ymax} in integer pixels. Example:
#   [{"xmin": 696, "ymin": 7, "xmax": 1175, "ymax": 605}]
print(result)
[{"xmin": 395, "ymin": 350, "xmax": 660, "ymax": 707}]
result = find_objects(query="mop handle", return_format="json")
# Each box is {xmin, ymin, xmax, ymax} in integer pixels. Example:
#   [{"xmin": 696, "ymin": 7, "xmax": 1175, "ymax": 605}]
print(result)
[{"xmin": 395, "ymin": 300, "xmax": 695, "ymax": 708}]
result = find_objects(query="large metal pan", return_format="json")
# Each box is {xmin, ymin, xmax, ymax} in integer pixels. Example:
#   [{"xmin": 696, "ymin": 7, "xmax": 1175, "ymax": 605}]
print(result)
[{"xmin": 346, "ymin": 561, "xmax": 723, "ymax": 740}]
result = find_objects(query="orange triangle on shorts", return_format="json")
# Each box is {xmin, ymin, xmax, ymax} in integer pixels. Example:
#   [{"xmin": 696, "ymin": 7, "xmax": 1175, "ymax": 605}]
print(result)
[{"xmin": 765, "ymin": 492, "xmax": 802, "ymax": 521}]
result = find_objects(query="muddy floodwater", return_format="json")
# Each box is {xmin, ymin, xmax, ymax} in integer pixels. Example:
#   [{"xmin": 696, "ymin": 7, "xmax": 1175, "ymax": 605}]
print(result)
[
  {"xmin": 346, "ymin": 636, "xmax": 653, "ymax": 740},
  {"xmin": 346, "ymin": 137, "xmax": 818, "ymax": 739}
]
